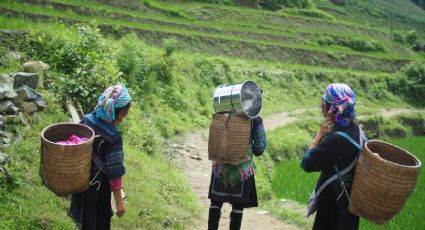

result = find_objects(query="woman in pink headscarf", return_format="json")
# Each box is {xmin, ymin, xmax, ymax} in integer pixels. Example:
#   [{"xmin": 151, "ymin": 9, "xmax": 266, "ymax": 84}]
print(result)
[
  {"xmin": 301, "ymin": 83, "xmax": 366, "ymax": 230},
  {"xmin": 70, "ymin": 85, "xmax": 131, "ymax": 230}
]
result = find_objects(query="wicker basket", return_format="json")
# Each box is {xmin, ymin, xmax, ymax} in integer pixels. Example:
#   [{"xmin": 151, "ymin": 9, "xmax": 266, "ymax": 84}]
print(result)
[
  {"xmin": 349, "ymin": 140, "xmax": 421, "ymax": 224},
  {"xmin": 208, "ymin": 113, "xmax": 251, "ymax": 165},
  {"xmin": 40, "ymin": 123, "xmax": 95, "ymax": 196}
]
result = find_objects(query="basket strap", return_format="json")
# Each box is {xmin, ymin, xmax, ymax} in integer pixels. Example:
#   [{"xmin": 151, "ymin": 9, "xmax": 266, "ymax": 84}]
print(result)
[
  {"xmin": 93, "ymin": 138, "xmax": 105, "ymax": 170},
  {"xmin": 313, "ymin": 125, "xmax": 365, "ymax": 199},
  {"xmin": 230, "ymin": 85, "xmax": 236, "ymax": 113}
]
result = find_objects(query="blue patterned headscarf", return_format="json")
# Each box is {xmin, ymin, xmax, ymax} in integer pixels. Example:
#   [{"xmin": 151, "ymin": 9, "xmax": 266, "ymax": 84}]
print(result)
[
  {"xmin": 93, "ymin": 85, "xmax": 131, "ymax": 124},
  {"xmin": 322, "ymin": 83, "xmax": 356, "ymax": 127}
]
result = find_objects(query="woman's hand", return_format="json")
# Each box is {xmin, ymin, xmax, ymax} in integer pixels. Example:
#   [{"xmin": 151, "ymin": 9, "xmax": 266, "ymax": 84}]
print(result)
[
  {"xmin": 113, "ymin": 189, "xmax": 126, "ymax": 217},
  {"xmin": 310, "ymin": 116, "xmax": 334, "ymax": 149},
  {"xmin": 115, "ymin": 200, "xmax": 126, "ymax": 217}
]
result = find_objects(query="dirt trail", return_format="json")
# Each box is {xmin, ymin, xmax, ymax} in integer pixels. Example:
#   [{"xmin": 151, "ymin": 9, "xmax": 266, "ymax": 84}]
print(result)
[
  {"xmin": 177, "ymin": 107, "xmax": 423, "ymax": 229},
  {"xmin": 379, "ymin": 108, "xmax": 425, "ymax": 118}
]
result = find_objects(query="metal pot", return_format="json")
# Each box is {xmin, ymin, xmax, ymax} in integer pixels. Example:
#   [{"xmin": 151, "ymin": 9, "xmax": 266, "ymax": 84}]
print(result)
[{"xmin": 213, "ymin": 80, "xmax": 262, "ymax": 118}]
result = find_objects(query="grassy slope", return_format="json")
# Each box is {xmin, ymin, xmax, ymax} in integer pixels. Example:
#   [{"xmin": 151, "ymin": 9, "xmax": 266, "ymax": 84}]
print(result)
[
  {"xmin": 0, "ymin": 0, "xmax": 424, "ymax": 229},
  {"xmin": 314, "ymin": 0, "xmax": 425, "ymax": 40},
  {"xmin": 1, "ymin": 0, "xmax": 423, "ymax": 72}
]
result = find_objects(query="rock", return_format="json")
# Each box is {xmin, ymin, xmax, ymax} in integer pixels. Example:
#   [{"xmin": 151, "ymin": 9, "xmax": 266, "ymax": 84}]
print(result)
[
  {"xmin": 10, "ymin": 72, "xmax": 39, "ymax": 89},
  {"xmin": 0, "ymin": 101, "xmax": 19, "ymax": 114},
  {"xmin": 19, "ymin": 101, "xmax": 38, "ymax": 114},
  {"xmin": 0, "ymin": 153, "xmax": 7, "ymax": 165},
  {"xmin": 0, "ymin": 115, "xmax": 3, "ymax": 126},
  {"xmin": 14, "ymin": 85, "xmax": 41, "ymax": 101},
  {"xmin": 258, "ymin": 210, "xmax": 269, "ymax": 215},
  {"xmin": 0, "ymin": 74, "xmax": 17, "ymax": 99},
  {"xmin": 190, "ymin": 154, "xmax": 202, "ymax": 160},
  {"xmin": 23, "ymin": 61, "xmax": 50, "ymax": 89},
  {"xmin": 33, "ymin": 98, "xmax": 46, "ymax": 110},
  {"xmin": 0, "ymin": 144, "xmax": 9, "ymax": 150}
]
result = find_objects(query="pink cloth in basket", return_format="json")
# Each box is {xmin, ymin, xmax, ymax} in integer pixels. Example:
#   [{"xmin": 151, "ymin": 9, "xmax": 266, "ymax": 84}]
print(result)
[{"xmin": 56, "ymin": 135, "xmax": 89, "ymax": 145}]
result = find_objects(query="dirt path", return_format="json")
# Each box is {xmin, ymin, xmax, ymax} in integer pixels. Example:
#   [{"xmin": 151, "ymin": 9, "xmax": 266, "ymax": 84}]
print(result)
[
  {"xmin": 176, "ymin": 107, "xmax": 424, "ymax": 229},
  {"xmin": 379, "ymin": 108, "xmax": 425, "ymax": 118}
]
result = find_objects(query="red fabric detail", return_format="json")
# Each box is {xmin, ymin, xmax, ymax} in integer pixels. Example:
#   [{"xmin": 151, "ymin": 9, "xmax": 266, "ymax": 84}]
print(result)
[{"xmin": 109, "ymin": 177, "xmax": 122, "ymax": 191}]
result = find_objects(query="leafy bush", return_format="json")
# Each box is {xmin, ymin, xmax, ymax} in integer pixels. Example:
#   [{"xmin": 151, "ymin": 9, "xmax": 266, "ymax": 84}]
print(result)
[
  {"xmin": 260, "ymin": 0, "xmax": 313, "ymax": 10},
  {"xmin": 406, "ymin": 30, "xmax": 418, "ymax": 45},
  {"xmin": 116, "ymin": 33, "xmax": 148, "ymax": 87},
  {"xmin": 358, "ymin": 114, "xmax": 424, "ymax": 139},
  {"xmin": 393, "ymin": 30, "xmax": 418, "ymax": 45},
  {"xmin": 18, "ymin": 25, "xmax": 121, "ymax": 111},
  {"xmin": 318, "ymin": 36, "xmax": 386, "ymax": 52},
  {"xmin": 162, "ymin": 37, "xmax": 179, "ymax": 57},
  {"xmin": 297, "ymin": 9, "xmax": 335, "ymax": 20},
  {"xmin": 318, "ymin": 36, "xmax": 335, "ymax": 46},
  {"xmin": 399, "ymin": 114, "xmax": 425, "ymax": 135},
  {"xmin": 401, "ymin": 62, "xmax": 425, "ymax": 104},
  {"xmin": 393, "ymin": 31, "xmax": 406, "ymax": 44},
  {"xmin": 120, "ymin": 104, "xmax": 162, "ymax": 155},
  {"xmin": 59, "ymin": 26, "xmax": 121, "ymax": 111},
  {"xmin": 382, "ymin": 120, "xmax": 410, "ymax": 138}
]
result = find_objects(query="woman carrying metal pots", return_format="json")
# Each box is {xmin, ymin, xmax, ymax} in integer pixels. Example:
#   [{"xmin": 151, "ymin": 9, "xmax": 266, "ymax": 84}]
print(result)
[
  {"xmin": 301, "ymin": 83, "xmax": 366, "ymax": 230},
  {"xmin": 208, "ymin": 81, "xmax": 267, "ymax": 230}
]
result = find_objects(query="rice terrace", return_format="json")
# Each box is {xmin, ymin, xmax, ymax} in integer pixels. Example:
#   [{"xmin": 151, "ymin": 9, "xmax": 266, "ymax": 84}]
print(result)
[{"xmin": 0, "ymin": 0, "xmax": 424, "ymax": 229}]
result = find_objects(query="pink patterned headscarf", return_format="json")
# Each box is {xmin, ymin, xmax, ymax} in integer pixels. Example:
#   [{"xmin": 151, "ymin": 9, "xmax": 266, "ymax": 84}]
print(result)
[
  {"xmin": 322, "ymin": 83, "xmax": 356, "ymax": 127},
  {"xmin": 94, "ymin": 85, "xmax": 131, "ymax": 124}
]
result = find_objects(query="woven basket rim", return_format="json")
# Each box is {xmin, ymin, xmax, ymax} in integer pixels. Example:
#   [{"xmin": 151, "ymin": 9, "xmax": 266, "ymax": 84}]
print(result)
[
  {"xmin": 41, "ymin": 122, "xmax": 95, "ymax": 146},
  {"xmin": 365, "ymin": 140, "xmax": 422, "ymax": 169}
]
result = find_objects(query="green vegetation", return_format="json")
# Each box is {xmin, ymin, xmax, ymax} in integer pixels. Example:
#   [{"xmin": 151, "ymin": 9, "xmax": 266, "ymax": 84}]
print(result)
[{"xmin": 0, "ymin": 0, "xmax": 424, "ymax": 229}]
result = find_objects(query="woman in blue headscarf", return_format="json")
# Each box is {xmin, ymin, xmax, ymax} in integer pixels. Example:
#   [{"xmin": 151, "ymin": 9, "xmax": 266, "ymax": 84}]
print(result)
[
  {"xmin": 301, "ymin": 83, "xmax": 365, "ymax": 230},
  {"xmin": 70, "ymin": 85, "xmax": 131, "ymax": 230}
]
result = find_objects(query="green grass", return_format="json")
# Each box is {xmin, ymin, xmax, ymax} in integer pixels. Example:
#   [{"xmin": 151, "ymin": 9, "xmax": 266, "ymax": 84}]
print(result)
[
  {"xmin": 271, "ymin": 136, "xmax": 425, "ymax": 230},
  {"xmin": 272, "ymin": 157, "xmax": 319, "ymax": 204},
  {"xmin": 314, "ymin": 0, "xmax": 425, "ymax": 40}
]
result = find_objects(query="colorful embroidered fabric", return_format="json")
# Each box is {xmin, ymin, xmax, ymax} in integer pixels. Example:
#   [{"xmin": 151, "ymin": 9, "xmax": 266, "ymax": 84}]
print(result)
[
  {"xmin": 94, "ymin": 85, "xmax": 131, "ymax": 124},
  {"xmin": 56, "ymin": 135, "xmax": 89, "ymax": 145},
  {"xmin": 322, "ymin": 83, "xmax": 356, "ymax": 127}
]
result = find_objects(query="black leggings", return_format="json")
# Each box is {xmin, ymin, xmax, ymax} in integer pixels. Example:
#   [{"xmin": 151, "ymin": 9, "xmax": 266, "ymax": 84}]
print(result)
[
  {"xmin": 210, "ymin": 199, "xmax": 244, "ymax": 212},
  {"xmin": 208, "ymin": 199, "xmax": 244, "ymax": 230}
]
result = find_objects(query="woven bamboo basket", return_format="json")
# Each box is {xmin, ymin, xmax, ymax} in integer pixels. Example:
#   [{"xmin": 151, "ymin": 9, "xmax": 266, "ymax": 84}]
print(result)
[
  {"xmin": 40, "ymin": 123, "xmax": 95, "ymax": 196},
  {"xmin": 208, "ymin": 113, "xmax": 251, "ymax": 165},
  {"xmin": 349, "ymin": 140, "xmax": 421, "ymax": 224}
]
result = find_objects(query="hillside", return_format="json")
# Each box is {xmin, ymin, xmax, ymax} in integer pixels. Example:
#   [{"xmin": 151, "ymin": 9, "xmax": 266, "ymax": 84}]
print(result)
[{"xmin": 0, "ymin": 0, "xmax": 424, "ymax": 229}]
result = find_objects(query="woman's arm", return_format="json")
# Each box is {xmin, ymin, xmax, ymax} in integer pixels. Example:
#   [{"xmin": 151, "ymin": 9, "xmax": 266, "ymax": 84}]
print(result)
[{"xmin": 252, "ymin": 116, "xmax": 267, "ymax": 156}]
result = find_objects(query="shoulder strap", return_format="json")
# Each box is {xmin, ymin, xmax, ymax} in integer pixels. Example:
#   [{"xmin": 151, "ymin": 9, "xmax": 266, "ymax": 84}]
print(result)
[
  {"xmin": 314, "ymin": 125, "xmax": 365, "ymax": 198},
  {"xmin": 92, "ymin": 137, "xmax": 105, "ymax": 170}
]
